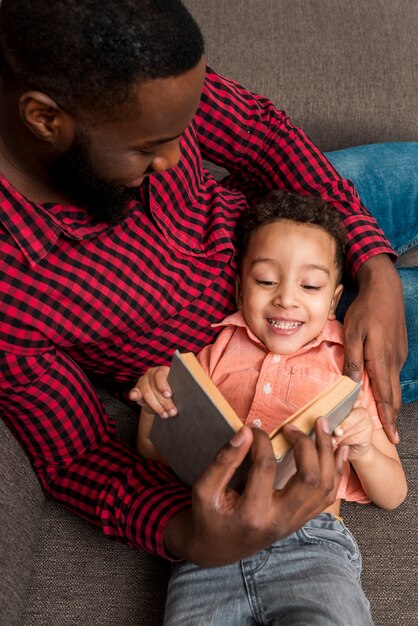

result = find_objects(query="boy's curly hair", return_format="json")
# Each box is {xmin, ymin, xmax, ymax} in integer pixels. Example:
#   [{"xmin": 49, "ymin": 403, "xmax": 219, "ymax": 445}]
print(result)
[{"xmin": 236, "ymin": 189, "xmax": 346, "ymax": 281}]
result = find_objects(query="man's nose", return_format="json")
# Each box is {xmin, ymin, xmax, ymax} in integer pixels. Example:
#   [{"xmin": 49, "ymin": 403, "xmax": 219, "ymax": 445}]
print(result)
[{"xmin": 150, "ymin": 140, "xmax": 181, "ymax": 172}]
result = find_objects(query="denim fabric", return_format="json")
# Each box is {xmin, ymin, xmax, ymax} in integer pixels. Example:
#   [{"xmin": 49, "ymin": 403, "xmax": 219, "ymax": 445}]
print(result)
[
  {"xmin": 325, "ymin": 143, "xmax": 418, "ymax": 403},
  {"xmin": 164, "ymin": 513, "xmax": 373, "ymax": 626}
]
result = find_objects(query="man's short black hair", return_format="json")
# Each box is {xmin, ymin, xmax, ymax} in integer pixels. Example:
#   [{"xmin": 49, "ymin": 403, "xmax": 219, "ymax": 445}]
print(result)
[
  {"xmin": 0, "ymin": 0, "xmax": 204, "ymax": 116},
  {"xmin": 236, "ymin": 189, "xmax": 347, "ymax": 281}
]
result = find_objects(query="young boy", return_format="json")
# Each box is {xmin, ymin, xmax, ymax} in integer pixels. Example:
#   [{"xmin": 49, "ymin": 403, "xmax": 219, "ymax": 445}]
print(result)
[{"xmin": 130, "ymin": 190, "xmax": 407, "ymax": 625}]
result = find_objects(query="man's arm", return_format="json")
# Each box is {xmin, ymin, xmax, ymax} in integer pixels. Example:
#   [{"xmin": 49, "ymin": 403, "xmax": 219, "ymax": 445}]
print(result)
[
  {"xmin": 0, "ymin": 347, "xmax": 191, "ymax": 558},
  {"xmin": 194, "ymin": 67, "xmax": 396, "ymax": 276}
]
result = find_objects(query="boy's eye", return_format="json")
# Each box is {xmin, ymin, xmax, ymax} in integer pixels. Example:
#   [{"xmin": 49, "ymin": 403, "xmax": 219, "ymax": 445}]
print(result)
[
  {"xmin": 302, "ymin": 284, "xmax": 321, "ymax": 291},
  {"xmin": 255, "ymin": 279, "xmax": 277, "ymax": 286}
]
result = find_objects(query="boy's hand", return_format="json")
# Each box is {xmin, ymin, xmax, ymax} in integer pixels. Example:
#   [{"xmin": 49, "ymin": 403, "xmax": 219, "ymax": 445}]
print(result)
[
  {"xmin": 129, "ymin": 366, "xmax": 177, "ymax": 418},
  {"xmin": 333, "ymin": 406, "xmax": 373, "ymax": 460}
]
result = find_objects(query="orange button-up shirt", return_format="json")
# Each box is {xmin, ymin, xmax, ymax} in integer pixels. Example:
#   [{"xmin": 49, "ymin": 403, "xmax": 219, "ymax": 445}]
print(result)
[{"xmin": 197, "ymin": 312, "xmax": 381, "ymax": 503}]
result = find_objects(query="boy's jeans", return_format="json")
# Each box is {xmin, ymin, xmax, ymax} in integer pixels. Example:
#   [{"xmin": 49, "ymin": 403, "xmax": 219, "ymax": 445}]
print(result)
[
  {"xmin": 164, "ymin": 513, "xmax": 373, "ymax": 626},
  {"xmin": 327, "ymin": 143, "xmax": 418, "ymax": 404}
]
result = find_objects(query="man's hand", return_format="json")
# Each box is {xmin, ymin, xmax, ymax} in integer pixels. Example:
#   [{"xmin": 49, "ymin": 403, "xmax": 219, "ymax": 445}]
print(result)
[
  {"xmin": 163, "ymin": 420, "xmax": 349, "ymax": 567},
  {"xmin": 343, "ymin": 254, "xmax": 408, "ymax": 444}
]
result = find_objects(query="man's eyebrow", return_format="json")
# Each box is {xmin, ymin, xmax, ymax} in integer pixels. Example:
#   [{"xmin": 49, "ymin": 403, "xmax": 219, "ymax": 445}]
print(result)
[{"xmin": 139, "ymin": 133, "xmax": 182, "ymax": 148}]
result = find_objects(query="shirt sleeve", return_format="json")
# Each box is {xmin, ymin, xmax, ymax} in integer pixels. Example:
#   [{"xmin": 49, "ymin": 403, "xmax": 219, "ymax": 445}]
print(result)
[
  {"xmin": 0, "ymin": 347, "xmax": 191, "ymax": 559},
  {"xmin": 193, "ymin": 66, "xmax": 396, "ymax": 276}
]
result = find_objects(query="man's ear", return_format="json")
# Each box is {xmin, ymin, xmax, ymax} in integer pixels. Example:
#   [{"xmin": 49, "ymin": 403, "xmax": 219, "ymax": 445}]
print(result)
[
  {"xmin": 328, "ymin": 283, "xmax": 344, "ymax": 320},
  {"xmin": 18, "ymin": 91, "xmax": 75, "ymax": 149}
]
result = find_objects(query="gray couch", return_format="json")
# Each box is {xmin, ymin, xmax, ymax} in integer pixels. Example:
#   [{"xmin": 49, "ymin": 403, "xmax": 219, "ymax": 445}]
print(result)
[{"xmin": 1, "ymin": 1, "xmax": 417, "ymax": 624}]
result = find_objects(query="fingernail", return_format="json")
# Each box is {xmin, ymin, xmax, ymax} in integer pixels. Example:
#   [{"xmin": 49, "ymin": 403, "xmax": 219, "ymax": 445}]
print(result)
[
  {"xmin": 334, "ymin": 427, "xmax": 344, "ymax": 437},
  {"xmin": 394, "ymin": 431, "xmax": 400, "ymax": 444},
  {"xmin": 320, "ymin": 417, "xmax": 331, "ymax": 434},
  {"xmin": 230, "ymin": 429, "xmax": 247, "ymax": 447},
  {"xmin": 161, "ymin": 412, "xmax": 169, "ymax": 419},
  {"xmin": 332, "ymin": 437, "xmax": 337, "ymax": 447},
  {"xmin": 168, "ymin": 409, "xmax": 178, "ymax": 417},
  {"xmin": 163, "ymin": 391, "xmax": 172, "ymax": 399}
]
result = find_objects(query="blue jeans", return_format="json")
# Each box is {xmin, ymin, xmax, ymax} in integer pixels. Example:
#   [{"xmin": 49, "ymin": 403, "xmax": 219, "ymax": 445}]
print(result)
[
  {"xmin": 325, "ymin": 143, "xmax": 418, "ymax": 404},
  {"xmin": 164, "ymin": 513, "xmax": 372, "ymax": 626}
]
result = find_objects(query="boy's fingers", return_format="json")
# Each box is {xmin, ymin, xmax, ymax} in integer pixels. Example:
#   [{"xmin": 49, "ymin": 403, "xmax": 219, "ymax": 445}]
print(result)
[{"xmin": 155, "ymin": 367, "xmax": 172, "ymax": 397}]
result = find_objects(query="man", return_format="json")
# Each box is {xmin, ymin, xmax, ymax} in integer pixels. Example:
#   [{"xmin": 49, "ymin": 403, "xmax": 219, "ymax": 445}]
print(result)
[{"xmin": 0, "ymin": 0, "xmax": 407, "ymax": 566}]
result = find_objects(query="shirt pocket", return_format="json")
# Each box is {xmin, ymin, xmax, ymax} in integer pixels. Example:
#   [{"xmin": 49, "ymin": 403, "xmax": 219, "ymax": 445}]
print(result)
[{"xmin": 286, "ymin": 366, "xmax": 340, "ymax": 409}]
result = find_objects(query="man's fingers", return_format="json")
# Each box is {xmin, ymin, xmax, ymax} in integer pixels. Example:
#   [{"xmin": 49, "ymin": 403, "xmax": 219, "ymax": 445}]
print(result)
[
  {"xmin": 342, "ymin": 335, "xmax": 364, "ymax": 383},
  {"xmin": 370, "ymin": 372, "xmax": 399, "ymax": 444},
  {"xmin": 280, "ymin": 419, "xmax": 347, "ymax": 517},
  {"xmin": 238, "ymin": 429, "xmax": 277, "ymax": 512},
  {"xmin": 391, "ymin": 368, "xmax": 403, "ymax": 424},
  {"xmin": 363, "ymin": 338, "xmax": 399, "ymax": 442},
  {"xmin": 194, "ymin": 427, "xmax": 253, "ymax": 504},
  {"xmin": 334, "ymin": 443, "xmax": 350, "ymax": 475}
]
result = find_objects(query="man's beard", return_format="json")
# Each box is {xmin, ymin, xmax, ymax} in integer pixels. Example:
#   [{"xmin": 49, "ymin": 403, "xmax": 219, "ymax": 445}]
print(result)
[{"xmin": 50, "ymin": 132, "xmax": 138, "ymax": 223}]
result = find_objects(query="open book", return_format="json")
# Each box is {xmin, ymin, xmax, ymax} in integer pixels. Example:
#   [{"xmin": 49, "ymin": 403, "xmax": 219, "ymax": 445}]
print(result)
[{"xmin": 150, "ymin": 350, "xmax": 362, "ymax": 490}]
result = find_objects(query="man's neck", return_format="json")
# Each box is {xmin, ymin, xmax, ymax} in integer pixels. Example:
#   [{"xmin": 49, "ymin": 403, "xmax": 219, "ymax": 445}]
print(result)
[{"xmin": 0, "ymin": 136, "xmax": 72, "ymax": 205}]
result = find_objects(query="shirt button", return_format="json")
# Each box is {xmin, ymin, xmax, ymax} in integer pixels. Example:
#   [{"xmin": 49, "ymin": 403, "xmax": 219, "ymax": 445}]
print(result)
[
  {"xmin": 263, "ymin": 383, "xmax": 272, "ymax": 395},
  {"xmin": 272, "ymin": 354, "xmax": 281, "ymax": 363},
  {"xmin": 252, "ymin": 418, "xmax": 262, "ymax": 427}
]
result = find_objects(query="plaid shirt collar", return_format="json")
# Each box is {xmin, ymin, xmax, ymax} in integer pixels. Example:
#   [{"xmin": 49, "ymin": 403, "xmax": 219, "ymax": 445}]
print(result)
[{"xmin": 0, "ymin": 173, "xmax": 117, "ymax": 266}]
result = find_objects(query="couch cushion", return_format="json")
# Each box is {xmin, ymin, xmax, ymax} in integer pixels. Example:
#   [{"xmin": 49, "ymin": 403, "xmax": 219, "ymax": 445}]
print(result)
[
  {"xmin": 0, "ymin": 419, "xmax": 45, "ymax": 626},
  {"xmin": 184, "ymin": 0, "xmax": 418, "ymax": 151}
]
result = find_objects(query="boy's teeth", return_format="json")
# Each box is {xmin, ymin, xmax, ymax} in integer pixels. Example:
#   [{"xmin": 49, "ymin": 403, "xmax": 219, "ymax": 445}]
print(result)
[{"xmin": 269, "ymin": 319, "xmax": 302, "ymax": 329}]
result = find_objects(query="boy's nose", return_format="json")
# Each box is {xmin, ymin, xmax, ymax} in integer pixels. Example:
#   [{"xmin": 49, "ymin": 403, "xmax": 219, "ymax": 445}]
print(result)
[{"xmin": 273, "ymin": 282, "xmax": 297, "ymax": 308}]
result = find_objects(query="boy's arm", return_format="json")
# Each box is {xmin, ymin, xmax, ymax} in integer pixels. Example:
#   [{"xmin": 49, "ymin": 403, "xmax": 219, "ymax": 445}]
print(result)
[
  {"xmin": 137, "ymin": 408, "xmax": 166, "ymax": 463},
  {"xmin": 349, "ymin": 428, "xmax": 407, "ymax": 510},
  {"xmin": 334, "ymin": 402, "xmax": 407, "ymax": 510}
]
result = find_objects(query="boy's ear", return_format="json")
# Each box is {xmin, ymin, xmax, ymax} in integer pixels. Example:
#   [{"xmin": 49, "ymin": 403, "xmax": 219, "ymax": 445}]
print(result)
[
  {"xmin": 235, "ymin": 276, "xmax": 243, "ymax": 309},
  {"xmin": 328, "ymin": 283, "xmax": 344, "ymax": 320}
]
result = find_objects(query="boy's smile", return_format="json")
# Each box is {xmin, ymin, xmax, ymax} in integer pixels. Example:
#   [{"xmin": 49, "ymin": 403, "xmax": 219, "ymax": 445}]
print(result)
[{"xmin": 239, "ymin": 219, "xmax": 343, "ymax": 354}]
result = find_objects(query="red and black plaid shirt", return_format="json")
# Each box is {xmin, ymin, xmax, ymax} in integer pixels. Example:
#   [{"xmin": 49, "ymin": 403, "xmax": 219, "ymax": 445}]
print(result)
[{"xmin": 0, "ymin": 67, "xmax": 394, "ymax": 558}]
